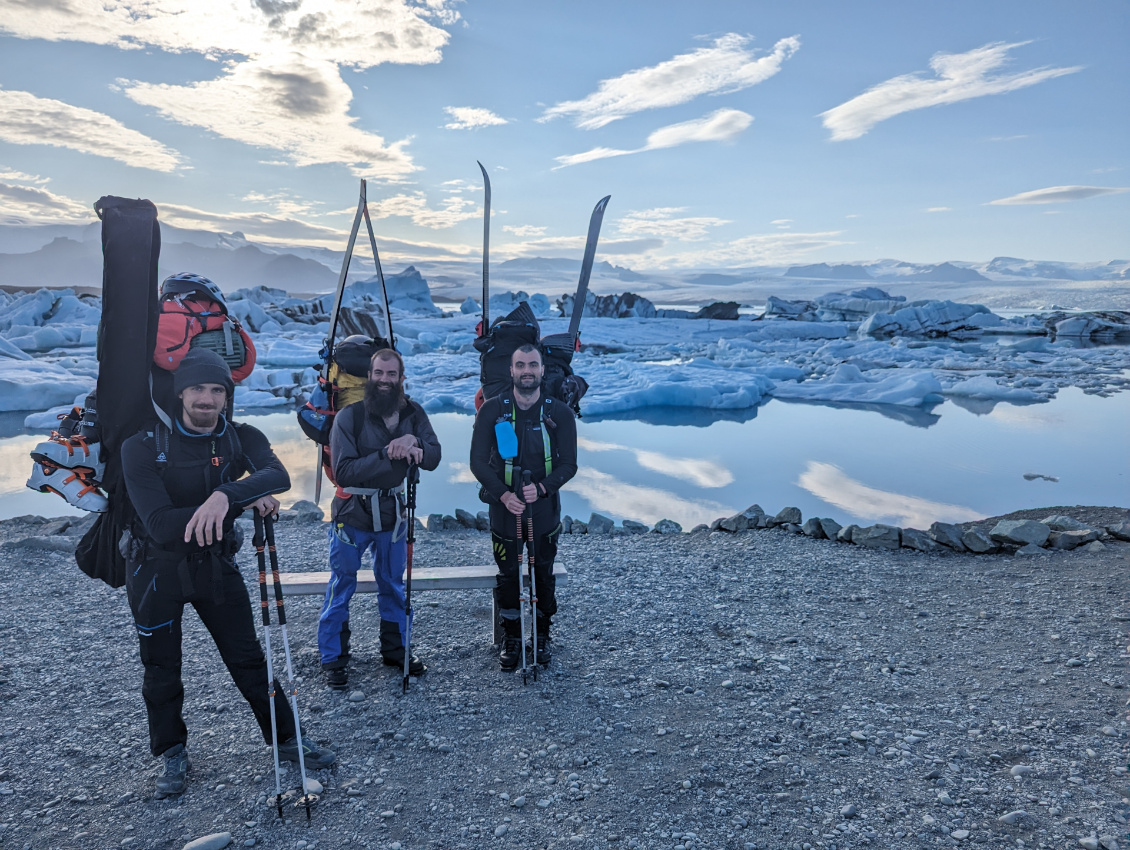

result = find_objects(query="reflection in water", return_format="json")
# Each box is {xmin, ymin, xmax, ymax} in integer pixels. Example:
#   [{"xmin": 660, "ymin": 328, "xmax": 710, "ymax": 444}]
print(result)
[
  {"xmin": 584, "ymin": 405, "xmax": 761, "ymax": 427},
  {"xmin": 577, "ymin": 436, "xmax": 734, "ymax": 488},
  {"xmin": 447, "ymin": 461, "xmax": 476, "ymax": 484},
  {"xmin": 797, "ymin": 461, "xmax": 983, "ymax": 528},
  {"xmin": 775, "ymin": 398, "xmax": 941, "ymax": 429},
  {"xmin": 567, "ymin": 468, "xmax": 735, "ymax": 527}
]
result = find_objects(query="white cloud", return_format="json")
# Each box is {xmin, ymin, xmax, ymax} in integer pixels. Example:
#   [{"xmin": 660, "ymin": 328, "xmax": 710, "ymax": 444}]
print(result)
[
  {"xmin": 500, "ymin": 235, "xmax": 663, "ymax": 259},
  {"xmin": 987, "ymin": 185, "xmax": 1130, "ymax": 205},
  {"xmin": 0, "ymin": 88, "xmax": 182, "ymax": 172},
  {"xmin": 664, "ymin": 230, "xmax": 850, "ymax": 267},
  {"xmin": 1, "ymin": 1, "xmax": 459, "ymax": 177},
  {"xmin": 617, "ymin": 208, "xmax": 729, "ymax": 241},
  {"xmin": 820, "ymin": 41, "xmax": 1082, "ymax": 141},
  {"xmin": 365, "ymin": 190, "xmax": 480, "ymax": 228},
  {"xmin": 0, "ymin": 169, "xmax": 48, "ymax": 184},
  {"xmin": 502, "ymin": 224, "xmax": 547, "ymax": 238},
  {"xmin": 771, "ymin": 219, "xmax": 792, "ymax": 227},
  {"xmin": 554, "ymin": 108, "xmax": 752, "ymax": 168},
  {"xmin": 0, "ymin": 180, "xmax": 95, "ymax": 223},
  {"xmin": 797, "ymin": 461, "xmax": 983, "ymax": 527},
  {"xmin": 443, "ymin": 106, "xmax": 507, "ymax": 130},
  {"xmin": 542, "ymin": 33, "xmax": 798, "ymax": 129},
  {"xmin": 925, "ymin": 206, "xmax": 952, "ymax": 213},
  {"xmin": 126, "ymin": 54, "xmax": 416, "ymax": 179}
]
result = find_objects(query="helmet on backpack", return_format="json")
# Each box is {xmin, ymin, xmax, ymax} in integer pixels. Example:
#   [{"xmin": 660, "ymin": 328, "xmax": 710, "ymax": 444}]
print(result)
[{"xmin": 160, "ymin": 272, "xmax": 227, "ymax": 312}]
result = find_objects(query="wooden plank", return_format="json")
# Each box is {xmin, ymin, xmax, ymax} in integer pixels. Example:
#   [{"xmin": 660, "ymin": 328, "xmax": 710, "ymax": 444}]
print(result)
[{"xmin": 278, "ymin": 563, "xmax": 568, "ymax": 596}]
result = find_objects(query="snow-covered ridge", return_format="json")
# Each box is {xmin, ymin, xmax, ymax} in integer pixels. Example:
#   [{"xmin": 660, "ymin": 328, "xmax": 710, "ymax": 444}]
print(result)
[{"xmin": 3, "ymin": 272, "xmax": 1129, "ymax": 434}]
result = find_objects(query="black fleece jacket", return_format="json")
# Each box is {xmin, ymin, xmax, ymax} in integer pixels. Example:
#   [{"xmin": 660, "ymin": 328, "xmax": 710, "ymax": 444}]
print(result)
[{"xmin": 121, "ymin": 416, "xmax": 290, "ymax": 551}]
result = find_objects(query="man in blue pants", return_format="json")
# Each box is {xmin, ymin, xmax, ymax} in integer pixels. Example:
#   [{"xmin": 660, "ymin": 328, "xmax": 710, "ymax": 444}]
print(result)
[{"xmin": 318, "ymin": 349, "xmax": 441, "ymax": 690}]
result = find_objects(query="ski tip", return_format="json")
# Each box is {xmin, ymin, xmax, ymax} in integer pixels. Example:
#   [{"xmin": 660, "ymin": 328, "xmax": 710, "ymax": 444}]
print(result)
[{"xmin": 595, "ymin": 195, "xmax": 611, "ymax": 211}]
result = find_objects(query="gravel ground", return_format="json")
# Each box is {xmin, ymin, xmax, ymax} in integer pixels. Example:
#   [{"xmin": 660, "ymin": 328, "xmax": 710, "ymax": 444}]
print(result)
[{"xmin": 0, "ymin": 505, "xmax": 1128, "ymax": 850}]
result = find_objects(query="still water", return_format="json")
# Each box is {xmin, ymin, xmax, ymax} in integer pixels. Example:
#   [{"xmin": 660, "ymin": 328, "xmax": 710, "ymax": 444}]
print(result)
[{"xmin": 4, "ymin": 389, "xmax": 1126, "ymax": 528}]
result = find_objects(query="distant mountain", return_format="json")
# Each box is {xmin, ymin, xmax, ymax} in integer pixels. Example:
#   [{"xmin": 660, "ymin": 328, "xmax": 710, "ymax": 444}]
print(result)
[
  {"xmin": 785, "ymin": 263, "xmax": 872, "ymax": 280},
  {"xmin": 867, "ymin": 261, "xmax": 989, "ymax": 283},
  {"xmin": 981, "ymin": 256, "xmax": 1130, "ymax": 281}
]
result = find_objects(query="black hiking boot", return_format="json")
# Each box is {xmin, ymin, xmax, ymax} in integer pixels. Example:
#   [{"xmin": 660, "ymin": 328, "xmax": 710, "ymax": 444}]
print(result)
[
  {"xmin": 278, "ymin": 737, "xmax": 336, "ymax": 770},
  {"xmin": 379, "ymin": 620, "xmax": 425, "ymax": 675},
  {"xmin": 381, "ymin": 652, "xmax": 425, "ymax": 676},
  {"xmin": 528, "ymin": 634, "xmax": 552, "ymax": 665},
  {"xmin": 324, "ymin": 667, "xmax": 348, "ymax": 690},
  {"xmin": 154, "ymin": 744, "xmax": 189, "ymax": 799},
  {"xmin": 499, "ymin": 636, "xmax": 522, "ymax": 671}
]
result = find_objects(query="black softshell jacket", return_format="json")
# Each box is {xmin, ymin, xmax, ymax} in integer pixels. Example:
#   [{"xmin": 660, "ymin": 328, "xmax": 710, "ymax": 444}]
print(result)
[
  {"xmin": 121, "ymin": 417, "xmax": 290, "ymax": 552},
  {"xmin": 330, "ymin": 399, "xmax": 441, "ymax": 531},
  {"xmin": 469, "ymin": 393, "xmax": 578, "ymax": 535}
]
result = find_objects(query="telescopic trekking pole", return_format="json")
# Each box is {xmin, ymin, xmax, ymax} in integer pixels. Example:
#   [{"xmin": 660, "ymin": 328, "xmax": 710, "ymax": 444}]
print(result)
[
  {"xmin": 523, "ymin": 470, "xmax": 539, "ymax": 668},
  {"xmin": 264, "ymin": 513, "xmax": 315, "ymax": 821},
  {"xmin": 516, "ymin": 469, "xmax": 537, "ymax": 684},
  {"xmin": 402, "ymin": 463, "xmax": 420, "ymax": 694},
  {"xmin": 254, "ymin": 513, "xmax": 285, "ymax": 821}
]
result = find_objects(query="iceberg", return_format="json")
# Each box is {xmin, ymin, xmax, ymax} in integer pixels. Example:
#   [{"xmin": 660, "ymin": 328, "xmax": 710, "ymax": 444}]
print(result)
[{"xmin": 770, "ymin": 363, "xmax": 944, "ymax": 407}]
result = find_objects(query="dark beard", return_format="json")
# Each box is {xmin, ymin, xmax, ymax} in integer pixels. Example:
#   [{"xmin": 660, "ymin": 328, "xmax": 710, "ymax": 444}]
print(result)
[{"xmin": 364, "ymin": 379, "xmax": 404, "ymax": 421}]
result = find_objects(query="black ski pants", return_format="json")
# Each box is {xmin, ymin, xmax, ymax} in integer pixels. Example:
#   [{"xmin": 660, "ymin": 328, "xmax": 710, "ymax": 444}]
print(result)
[
  {"xmin": 126, "ymin": 549, "xmax": 294, "ymax": 757},
  {"xmin": 491, "ymin": 521, "xmax": 560, "ymax": 636}
]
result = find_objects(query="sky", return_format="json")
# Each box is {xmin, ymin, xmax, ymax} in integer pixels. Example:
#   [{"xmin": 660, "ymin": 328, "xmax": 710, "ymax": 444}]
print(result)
[{"xmin": 0, "ymin": 0, "xmax": 1127, "ymax": 269}]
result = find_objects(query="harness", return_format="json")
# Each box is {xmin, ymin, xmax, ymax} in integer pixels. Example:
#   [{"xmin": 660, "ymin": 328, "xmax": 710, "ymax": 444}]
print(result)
[
  {"xmin": 337, "ymin": 404, "xmax": 413, "ymax": 539},
  {"xmin": 499, "ymin": 395, "xmax": 554, "ymax": 488}
]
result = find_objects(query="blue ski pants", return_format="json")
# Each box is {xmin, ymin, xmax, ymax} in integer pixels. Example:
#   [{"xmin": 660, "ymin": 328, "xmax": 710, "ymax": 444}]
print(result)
[{"xmin": 317, "ymin": 521, "xmax": 409, "ymax": 667}]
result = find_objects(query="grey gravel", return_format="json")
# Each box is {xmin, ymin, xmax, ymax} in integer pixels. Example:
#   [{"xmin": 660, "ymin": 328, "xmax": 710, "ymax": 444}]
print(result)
[{"xmin": 0, "ymin": 504, "xmax": 1128, "ymax": 849}]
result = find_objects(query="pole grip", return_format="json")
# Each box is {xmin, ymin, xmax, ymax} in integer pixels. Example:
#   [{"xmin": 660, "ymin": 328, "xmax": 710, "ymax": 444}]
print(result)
[{"xmin": 253, "ymin": 512, "xmax": 270, "ymax": 626}]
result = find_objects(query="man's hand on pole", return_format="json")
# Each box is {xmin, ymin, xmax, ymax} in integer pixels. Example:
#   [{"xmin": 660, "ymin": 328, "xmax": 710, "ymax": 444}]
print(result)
[
  {"xmin": 185, "ymin": 490, "xmax": 230, "ymax": 546},
  {"xmin": 249, "ymin": 494, "xmax": 281, "ymax": 518},
  {"xmin": 500, "ymin": 491, "xmax": 526, "ymax": 516},
  {"xmin": 387, "ymin": 435, "xmax": 422, "ymax": 464}
]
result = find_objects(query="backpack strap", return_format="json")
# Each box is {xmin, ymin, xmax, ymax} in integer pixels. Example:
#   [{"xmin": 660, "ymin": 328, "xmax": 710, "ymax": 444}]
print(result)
[
  {"xmin": 152, "ymin": 422, "xmax": 170, "ymax": 472},
  {"xmin": 501, "ymin": 395, "xmax": 553, "ymax": 487}
]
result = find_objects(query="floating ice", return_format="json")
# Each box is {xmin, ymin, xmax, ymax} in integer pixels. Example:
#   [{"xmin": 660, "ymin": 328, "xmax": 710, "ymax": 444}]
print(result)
[{"xmin": 771, "ymin": 363, "xmax": 944, "ymax": 407}]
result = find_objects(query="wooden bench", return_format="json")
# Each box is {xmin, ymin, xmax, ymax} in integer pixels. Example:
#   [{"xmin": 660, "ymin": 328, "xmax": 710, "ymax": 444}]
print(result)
[{"xmin": 278, "ymin": 563, "xmax": 568, "ymax": 644}]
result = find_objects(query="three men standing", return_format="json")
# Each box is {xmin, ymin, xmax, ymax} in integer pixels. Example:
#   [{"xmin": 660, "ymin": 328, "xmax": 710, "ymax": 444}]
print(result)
[
  {"xmin": 318, "ymin": 349, "xmax": 442, "ymax": 690},
  {"xmin": 470, "ymin": 344, "xmax": 578, "ymax": 670}
]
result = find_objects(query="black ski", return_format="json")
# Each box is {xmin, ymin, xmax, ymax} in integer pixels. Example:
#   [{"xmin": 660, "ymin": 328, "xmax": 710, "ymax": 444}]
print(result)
[
  {"xmin": 477, "ymin": 161, "xmax": 491, "ymax": 332},
  {"xmin": 567, "ymin": 195, "xmax": 611, "ymax": 339}
]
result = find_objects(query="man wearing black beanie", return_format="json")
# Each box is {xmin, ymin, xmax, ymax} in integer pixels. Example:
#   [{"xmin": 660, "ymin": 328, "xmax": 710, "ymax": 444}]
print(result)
[{"xmin": 120, "ymin": 347, "xmax": 335, "ymax": 799}]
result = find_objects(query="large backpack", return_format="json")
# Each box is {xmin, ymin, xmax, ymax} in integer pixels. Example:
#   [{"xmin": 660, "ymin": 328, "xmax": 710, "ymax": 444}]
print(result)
[
  {"xmin": 538, "ymin": 332, "xmax": 588, "ymax": 415},
  {"xmin": 473, "ymin": 301, "xmax": 541, "ymax": 405},
  {"xmin": 154, "ymin": 294, "xmax": 256, "ymax": 383},
  {"xmin": 297, "ymin": 335, "xmax": 390, "ymax": 487}
]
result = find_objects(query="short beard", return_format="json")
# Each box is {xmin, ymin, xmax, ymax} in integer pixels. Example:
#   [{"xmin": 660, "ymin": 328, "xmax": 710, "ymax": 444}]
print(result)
[{"xmin": 364, "ymin": 379, "xmax": 404, "ymax": 421}]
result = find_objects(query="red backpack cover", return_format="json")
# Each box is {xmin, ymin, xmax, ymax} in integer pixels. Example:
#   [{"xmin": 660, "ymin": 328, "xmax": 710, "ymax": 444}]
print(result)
[{"xmin": 153, "ymin": 296, "xmax": 256, "ymax": 383}]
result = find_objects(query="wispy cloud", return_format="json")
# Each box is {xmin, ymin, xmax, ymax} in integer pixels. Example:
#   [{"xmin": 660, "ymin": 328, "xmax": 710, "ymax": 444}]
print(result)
[
  {"xmin": 987, "ymin": 185, "xmax": 1130, "ymax": 205},
  {"xmin": 664, "ymin": 230, "xmax": 850, "ymax": 267},
  {"xmin": 821, "ymin": 41, "xmax": 1082, "ymax": 141},
  {"xmin": 502, "ymin": 224, "xmax": 547, "ymax": 238},
  {"xmin": 365, "ymin": 191, "xmax": 480, "ymax": 228},
  {"xmin": 617, "ymin": 208, "xmax": 729, "ymax": 241},
  {"xmin": 0, "ymin": 88, "xmax": 182, "ymax": 172},
  {"xmin": 797, "ymin": 461, "xmax": 983, "ymax": 527},
  {"xmin": 925, "ymin": 206, "xmax": 952, "ymax": 213},
  {"xmin": 542, "ymin": 33, "xmax": 798, "ymax": 129},
  {"xmin": 126, "ymin": 55, "xmax": 416, "ymax": 179},
  {"xmin": 1, "ymin": 2, "xmax": 459, "ymax": 178},
  {"xmin": 555, "ymin": 108, "xmax": 752, "ymax": 168},
  {"xmin": 0, "ymin": 179, "xmax": 95, "ymax": 223},
  {"xmin": 500, "ymin": 235, "xmax": 663, "ymax": 259},
  {"xmin": 443, "ymin": 106, "xmax": 507, "ymax": 130}
]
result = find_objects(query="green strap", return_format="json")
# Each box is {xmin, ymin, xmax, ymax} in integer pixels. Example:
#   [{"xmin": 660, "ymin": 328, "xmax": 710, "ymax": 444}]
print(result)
[{"xmin": 503, "ymin": 400, "xmax": 552, "ymax": 487}]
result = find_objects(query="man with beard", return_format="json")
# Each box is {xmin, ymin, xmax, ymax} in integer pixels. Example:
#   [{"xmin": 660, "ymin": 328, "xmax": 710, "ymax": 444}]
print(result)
[
  {"xmin": 318, "ymin": 348, "xmax": 441, "ymax": 690},
  {"xmin": 470, "ymin": 344, "xmax": 577, "ymax": 670},
  {"xmin": 120, "ymin": 348, "xmax": 335, "ymax": 799}
]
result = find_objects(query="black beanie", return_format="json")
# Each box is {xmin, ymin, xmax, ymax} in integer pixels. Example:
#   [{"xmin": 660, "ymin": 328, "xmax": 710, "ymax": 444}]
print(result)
[{"xmin": 174, "ymin": 348, "xmax": 235, "ymax": 397}]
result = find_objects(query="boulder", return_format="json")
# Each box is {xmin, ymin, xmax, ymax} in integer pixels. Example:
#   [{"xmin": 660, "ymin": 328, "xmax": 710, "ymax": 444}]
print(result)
[
  {"xmin": 689, "ymin": 523, "xmax": 709, "ymax": 533},
  {"xmin": 773, "ymin": 506, "xmax": 803, "ymax": 526},
  {"xmin": 719, "ymin": 512, "xmax": 749, "ymax": 533},
  {"xmin": 929, "ymin": 521, "xmax": 966, "ymax": 551},
  {"xmin": 475, "ymin": 511, "xmax": 490, "ymax": 532},
  {"xmin": 622, "ymin": 519, "xmax": 648, "ymax": 535},
  {"xmin": 561, "ymin": 515, "xmax": 573, "ymax": 534},
  {"xmin": 989, "ymin": 519, "xmax": 1050, "ymax": 548},
  {"xmin": 818, "ymin": 518, "xmax": 843, "ymax": 540},
  {"xmin": 426, "ymin": 513, "xmax": 445, "ymax": 532},
  {"xmin": 183, "ymin": 834, "xmax": 233, "ymax": 850},
  {"xmin": 571, "ymin": 520, "xmax": 588, "ymax": 534},
  {"xmin": 855, "ymin": 524, "xmax": 901, "ymax": 549},
  {"xmin": 801, "ymin": 518, "xmax": 826, "ymax": 539},
  {"xmin": 1039, "ymin": 514, "xmax": 1094, "ymax": 532},
  {"xmin": 837, "ymin": 524, "xmax": 859, "ymax": 543},
  {"xmin": 1014, "ymin": 543, "xmax": 1046, "ymax": 556},
  {"xmin": 455, "ymin": 508, "xmax": 479, "ymax": 529},
  {"xmin": 710, "ymin": 517, "xmax": 726, "ymax": 531},
  {"xmin": 1107, "ymin": 522, "xmax": 1130, "ymax": 541},
  {"xmin": 783, "ymin": 522, "xmax": 803, "ymax": 534},
  {"xmin": 1083, "ymin": 540, "xmax": 1106, "ymax": 553},
  {"xmin": 442, "ymin": 514, "xmax": 461, "ymax": 531},
  {"xmin": 741, "ymin": 504, "xmax": 766, "ymax": 525},
  {"xmin": 962, "ymin": 529, "xmax": 996, "ymax": 554},
  {"xmin": 653, "ymin": 519, "xmax": 683, "ymax": 534},
  {"xmin": 901, "ymin": 528, "xmax": 941, "ymax": 553},
  {"xmin": 587, "ymin": 513, "xmax": 614, "ymax": 534},
  {"xmin": 1048, "ymin": 529, "xmax": 1100, "ymax": 550}
]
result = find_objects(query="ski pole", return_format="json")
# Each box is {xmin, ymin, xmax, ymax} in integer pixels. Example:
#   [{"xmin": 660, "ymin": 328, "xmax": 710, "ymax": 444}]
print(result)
[
  {"xmin": 522, "ymin": 470, "xmax": 539, "ymax": 669},
  {"xmin": 254, "ymin": 513, "xmax": 284, "ymax": 821},
  {"xmin": 512, "ymin": 466, "xmax": 531, "ymax": 684},
  {"xmin": 402, "ymin": 463, "xmax": 420, "ymax": 694},
  {"xmin": 264, "ymin": 513, "xmax": 314, "ymax": 821}
]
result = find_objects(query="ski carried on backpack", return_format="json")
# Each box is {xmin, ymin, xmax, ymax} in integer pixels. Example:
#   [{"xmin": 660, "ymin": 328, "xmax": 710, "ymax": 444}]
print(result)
[
  {"xmin": 538, "ymin": 194, "xmax": 610, "ymax": 416},
  {"xmin": 301, "ymin": 179, "xmax": 397, "ymax": 501},
  {"xmin": 478, "ymin": 161, "xmax": 491, "ymax": 334}
]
